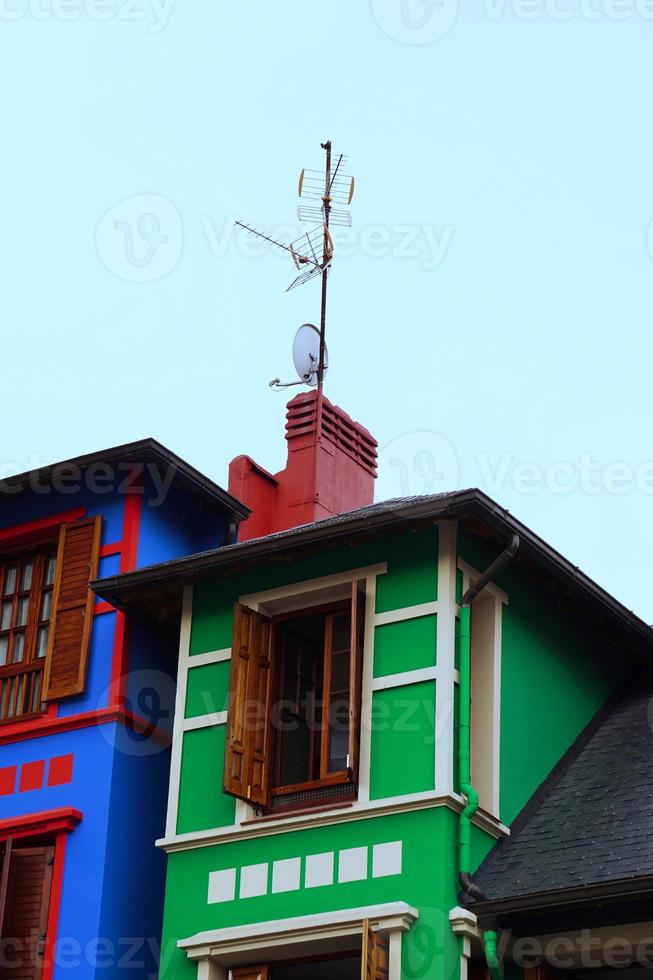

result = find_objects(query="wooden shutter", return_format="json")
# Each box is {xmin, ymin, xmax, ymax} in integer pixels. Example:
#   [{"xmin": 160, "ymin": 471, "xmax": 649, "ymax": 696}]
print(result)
[
  {"xmin": 231, "ymin": 968, "xmax": 269, "ymax": 980},
  {"xmin": 362, "ymin": 920, "xmax": 389, "ymax": 980},
  {"xmin": 0, "ymin": 846, "xmax": 54, "ymax": 980},
  {"xmin": 42, "ymin": 516, "xmax": 102, "ymax": 701},
  {"xmin": 347, "ymin": 579, "xmax": 366, "ymax": 779},
  {"xmin": 223, "ymin": 604, "xmax": 273, "ymax": 807}
]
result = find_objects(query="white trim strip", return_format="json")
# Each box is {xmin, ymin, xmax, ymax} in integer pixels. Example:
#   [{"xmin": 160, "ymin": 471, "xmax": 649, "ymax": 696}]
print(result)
[
  {"xmin": 435, "ymin": 520, "xmax": 457, "ymax": 796},
  {"xmin": 179, "ymin": 902, "xmax": 418, "ymax": 957},
  {"xmin": 183, "ymin": 711, "xmax": 229, "ymax": 732},
  {"xmin": 457, "ymin": 558, "xmax": 509, "ymax": 606},
  {"xmin": 240, "ymin": 563, "xmax": 388, "ymax": 609},
  {"xmin": 371, "ymin": 666, "xmax": 437, "ymax": 692},
  {"xmin": 373, "ymin": 601, "xmax": 439, "ymax": 627},
  {"xmin": 165, "ymin": 584, "xmax": 193, "ymax": 838},
  {"xmin": 156, "ymin": 789, "xmax": 509, "ymax": 852},
  {"xmin": 356, "ymin": 573, "xmax": 377, "ymax": 804},
  {"xmin": 187, "ymin": 648, "xmax": 232, "ymax": 668}
]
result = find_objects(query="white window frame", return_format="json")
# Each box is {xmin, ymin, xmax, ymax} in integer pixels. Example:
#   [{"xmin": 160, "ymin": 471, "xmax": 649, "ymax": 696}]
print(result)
[{"xmin": 179, "ymin": 901, "xmax": 418, "ymax": 980}]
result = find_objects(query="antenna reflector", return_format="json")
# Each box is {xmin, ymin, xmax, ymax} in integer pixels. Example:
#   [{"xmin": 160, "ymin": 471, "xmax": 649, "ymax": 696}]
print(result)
[
  {"xmin": 298, "ymin": 205, "xmax": 352, "ymax": 227},
  {"xmin": 286, "ymin": 264, "xmax": 324, "ymax": 292},
  {"xmin": 293, "ymin": 323, "xmax": 327, "ymax": 387}
]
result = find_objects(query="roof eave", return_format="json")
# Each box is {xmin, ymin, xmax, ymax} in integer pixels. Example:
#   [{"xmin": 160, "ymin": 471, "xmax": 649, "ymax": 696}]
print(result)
[
  {"xmin": 91, "ymin": 488, "xmax": 653, "ymax": 652},
  {"xmin": 471, "ymin": 874, "xmax": 653, "ymax": 918},
  {"xmin": 0, "ymin": 437, "xmax": 250, "ymax": 520}
]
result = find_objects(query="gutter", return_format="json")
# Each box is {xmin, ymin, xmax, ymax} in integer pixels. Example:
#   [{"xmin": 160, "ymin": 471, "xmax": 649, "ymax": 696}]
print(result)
[{"xmin": 470, "ymin": 874, "xmax": 653, "ymax": 918}]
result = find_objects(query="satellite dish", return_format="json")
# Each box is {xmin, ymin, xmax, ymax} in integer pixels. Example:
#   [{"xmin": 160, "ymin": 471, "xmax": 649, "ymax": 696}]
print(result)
[{"xmin": 292, "ymin": 323, "xmax": 328, "ymax": 387}]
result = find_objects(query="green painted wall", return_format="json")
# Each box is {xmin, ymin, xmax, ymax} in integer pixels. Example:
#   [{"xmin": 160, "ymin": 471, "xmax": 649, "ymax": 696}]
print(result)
[
  {"xmin": 185, "ymin": 661, "xmax": 230, "ymax": 717},
  {"xmin": 179, "ymin": 528, "xmax": 441, "ymax": 835},
  {"xmin": 458, "ymin": 528, "xmax": 622, "ymax": 826},
  {"xmin": 160, "ymin": 809, "xmax": 456, "ymax": 980},
  {"xmin": 159, "ymin": 519, "xmax": 630, "ymax": 980},
  {"xmin": 374, "ymin": 614, "xmax": 437, "ymax": 677},
  {"xmin": 370, "ymin": 680, "xmax": 436, "ymax": 799},
  {"xmin": 190, "ymin": 528, "xmax": 439, "ymax": 657},
  {"xmin": 177, "ymin": 726, "xmax": 235, "ymax": 834}
]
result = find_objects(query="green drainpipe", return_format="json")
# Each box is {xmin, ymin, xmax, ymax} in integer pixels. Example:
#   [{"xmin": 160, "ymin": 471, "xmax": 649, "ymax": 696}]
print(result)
[
  {"xmin": 458, "ymin": 602, "xmax": 477, "ymax": 877},
  {"xmin": 483, "ymin": 930, "xmax": 504, "ymax": 980},
  {"xmin": 457, "ymin": 534, "xmax": 520, "ymax": 980}
]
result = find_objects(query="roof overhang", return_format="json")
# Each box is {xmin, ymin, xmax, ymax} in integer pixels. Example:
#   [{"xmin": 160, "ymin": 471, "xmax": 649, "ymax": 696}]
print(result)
[
  {"xmin": 472, "ymin": 875, "xmax": 653, "ymax": 937},
  {"xmin": 0, "ymin": 437, "xmax": 249, "ymax": 520},
  {"xmin": 91, "ymin": 489, "xmax": 653, "ymax": 656}
]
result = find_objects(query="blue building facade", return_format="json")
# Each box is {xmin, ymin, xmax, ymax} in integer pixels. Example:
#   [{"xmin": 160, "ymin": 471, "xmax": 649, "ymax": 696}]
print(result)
[{"xmin": 0, "ymin": 441, "xmax": 247, "ymax": 980}]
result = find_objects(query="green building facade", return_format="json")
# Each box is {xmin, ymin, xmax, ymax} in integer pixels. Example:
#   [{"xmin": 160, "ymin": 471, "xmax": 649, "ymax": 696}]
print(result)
[{"xmin": 100, "ymin": 488, "xmax": 644, "ymax": 980}]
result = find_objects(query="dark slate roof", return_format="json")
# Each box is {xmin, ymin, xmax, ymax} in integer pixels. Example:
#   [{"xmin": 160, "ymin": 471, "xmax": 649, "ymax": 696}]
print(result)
[{"xmin": 474, "ymin": 687, "xmax": 653, "ymax": 903}]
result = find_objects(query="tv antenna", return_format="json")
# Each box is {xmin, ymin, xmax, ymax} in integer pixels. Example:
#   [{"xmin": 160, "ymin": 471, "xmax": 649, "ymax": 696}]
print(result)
[{"xmin": 235, "ymin": 140, "xmax": 355, "ymax": 392}]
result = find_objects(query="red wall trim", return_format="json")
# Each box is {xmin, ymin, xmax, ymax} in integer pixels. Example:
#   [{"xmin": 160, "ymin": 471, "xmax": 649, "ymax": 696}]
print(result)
[
  {"xmin": 0, "ymin": 706, "xmax": 171, "ymax": 748},
  {"xmin": 100, "ymin": 541, "xmax": 123, "ymax": 558},
  {"xmin": 94, "ymin": 601, "xmax": 116, "ymax": 616},
  {"xmin": 0, "ymin": 508, "xmax": 86, "ymax": 548},
  {"xmin": 42, "ymin": 831, "xmax": 67, "ymax": 980},
  {"xmin": 109, "ymin": 487, "xmax": 142, "ymax": 707},
  {"xmin": 0, "ymin": 806, "xmax": 82, "ymax": 841}
]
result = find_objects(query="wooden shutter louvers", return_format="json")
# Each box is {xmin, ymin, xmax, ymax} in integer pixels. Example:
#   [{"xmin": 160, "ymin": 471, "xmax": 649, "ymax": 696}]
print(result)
[
  {"xmin": 223, "ymin": 603, "xmax": 274, "ymax": 806},
  {"xmin": 42, "ymin": 516, "xmax": 101, "ymax": 701},
  {"xmin": 362, "ymin": 920, "xmax": 390, "ymax": 980}
]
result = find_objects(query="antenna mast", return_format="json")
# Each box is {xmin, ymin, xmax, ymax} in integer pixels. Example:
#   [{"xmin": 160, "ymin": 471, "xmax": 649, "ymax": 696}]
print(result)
[
  {"xmin": 317, "ymin": 140, "xmax": 332, "ymax": 392},
  {"xmin": 235, "ymin": 140, "xmax": 354, "ymax": 391}
]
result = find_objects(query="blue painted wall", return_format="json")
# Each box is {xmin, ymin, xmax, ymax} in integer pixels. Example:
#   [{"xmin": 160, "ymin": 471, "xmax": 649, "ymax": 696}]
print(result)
[{"xmin": 0, "ymin": 462, "xmax": 238, "ymax": 980}]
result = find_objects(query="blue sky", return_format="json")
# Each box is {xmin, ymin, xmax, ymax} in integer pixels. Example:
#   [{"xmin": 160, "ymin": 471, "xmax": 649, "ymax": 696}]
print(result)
[{"xmin": 2, "ymin": 1, "xmax": 653, "ymax": 619}]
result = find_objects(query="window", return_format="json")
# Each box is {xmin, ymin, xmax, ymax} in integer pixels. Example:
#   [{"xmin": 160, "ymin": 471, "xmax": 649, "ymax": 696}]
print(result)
[
  {"xmin": 0, "ymin": 516, "xmax": 101, "ymax": 723},
  {"xmin": 226, "ymin": 924, "xmax": 387, "ymax": 980},
  {"xmin": 232, "ymin": 956, "xmax": 361, "ymax": 980},
  {"xmin": 0, "ymin": 837, "xmax": 55, "ymax": 980},
  {"xmin": 0, "ymin": 549, "xmax": 57, "ymax": 721},
  {"xmin": 224, "ymin": 581, "xmax": 365, "ymax": 812}
]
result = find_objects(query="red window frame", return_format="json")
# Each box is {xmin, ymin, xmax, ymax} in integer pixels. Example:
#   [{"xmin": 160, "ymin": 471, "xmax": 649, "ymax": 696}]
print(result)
[{"xmin": 0, "ymin": 543, "xmax": 58, "ymax": 724}]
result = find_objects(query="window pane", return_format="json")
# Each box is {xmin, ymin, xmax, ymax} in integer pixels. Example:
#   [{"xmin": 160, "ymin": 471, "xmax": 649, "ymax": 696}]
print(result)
[
  {"xmin": 40, "ymin": 591, "xmax": 52, "ymax": 621},
  {"xmin": 20, "ymin": 561, "xmax": 33, "ymax": 591},
  {"xmin": 45, "ymin": 556, "xmax": 57, "ymax": 586},
  {"xmin": 331, "ymin": 649, "xmax": 350, "ymax": 693},
  {"xmin": 0, "ymin": 602, "xmax": 12, "ymax": 630},
  {"xmin": 14, "ymin": 674, "xmax": 25, "ymax": 716},
  {"xmin": 4, "ymin": 567, "xmax": 17, "ymax": 595},
  {"xmin": 328, "ymin": 724, "xmax": 349, "ymax": 772},
  {"xmin": 332, "ymin": 612, "xmax": 351, "ymax": 652},
  {"xmin": 6, "ymin": 677, "xmax": 16, "ymax": 718},
  {"xmin": 0, "ymin": 636, "xmax": 7, "ymax": 667},
  {"xmin": 36, "ymin": 626, "xmax": 49, "ymax": 659},
  {"xmin": 17, "ymin": 597, "xmax": 30, "ymax": 628},
  {"xmin": 11, "ymin": 632, "xmax": 25, "ymax": 664}
]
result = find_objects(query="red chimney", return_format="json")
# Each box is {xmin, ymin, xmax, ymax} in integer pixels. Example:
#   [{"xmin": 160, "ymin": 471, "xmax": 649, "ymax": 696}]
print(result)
[{"xmin": 229, "ymin": 390, "xmax": 378, "ymax": 541}]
